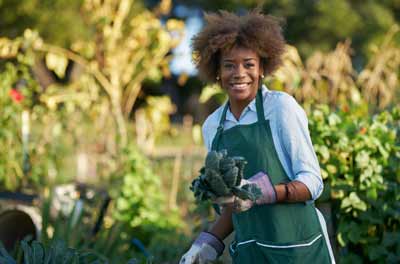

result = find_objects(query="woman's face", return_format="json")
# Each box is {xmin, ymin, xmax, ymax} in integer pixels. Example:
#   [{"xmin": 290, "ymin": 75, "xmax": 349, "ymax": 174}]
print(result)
[{"xmin": 219, "ymin": 45, "xmax": 263, "ymax": 105}]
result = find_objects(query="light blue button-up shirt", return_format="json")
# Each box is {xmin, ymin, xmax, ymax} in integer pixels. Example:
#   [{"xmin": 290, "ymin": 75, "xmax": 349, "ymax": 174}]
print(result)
[{"xmin": 202, "ymin": 85, "xmax": 323, "ymax": 200}]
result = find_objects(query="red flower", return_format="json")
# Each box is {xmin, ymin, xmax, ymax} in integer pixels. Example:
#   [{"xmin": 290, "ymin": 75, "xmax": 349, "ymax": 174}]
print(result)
[
  {"xmin": 342, "ymin": 105, "xmax": 350, "ymax": 113},
  {"xmin": 359, "ymin": 127, "xmax": 367, "ymax": 135},
  {"xmin": 9, "ymin": 88, "xmax": 24, "ymax": 103}
]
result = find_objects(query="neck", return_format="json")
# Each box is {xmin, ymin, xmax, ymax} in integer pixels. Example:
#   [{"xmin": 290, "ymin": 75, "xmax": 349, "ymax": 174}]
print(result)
[{"xmin": 229, "ymin": 97, "xmax": 253, "ymax": 120}]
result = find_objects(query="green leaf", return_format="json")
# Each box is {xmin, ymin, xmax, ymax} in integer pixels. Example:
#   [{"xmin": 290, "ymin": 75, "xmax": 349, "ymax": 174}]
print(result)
[
  {"xmin": 21, "ymin": 240, "xmax": 32, "ymax": 264},
  {"xmin": 382, "ymin": 232, "xmax": 399, "ymax": 247},
  {"xmin": 355, "ymin": 150, "xmax": 370, "ymax": 168},
  {"xmin": 199, "ymin": 84, "xmax": 226, "ymax": 104},
  {"xmin": 337, "ymin": 232, "xmax": 346, "ymax": 247},
  {"xmin": 366, "ymin": 188, "xmax": 378, "ymax": 200},
  {"xmin": 368, "ymin": 244, "xmax": 388, "ymax": 261},
  {"xmin": 317, "ymin": 145, "xmax": 330, "ymax": 162},
  {"xmin": 0, "ymin": 241, "xmax": 17, "ymax": 264},
  {"xmin": 45, "ymin": 52, "xmax": 68, "ymax": 79},
  {"xmin": 31, "ymin": 241, "xmax": 44, "ymax": 263},
  {"xmin": 328, "ymin": 113, "xmax": 341, "ymax": 126},
  {"xmin": 348, "ymin": 225, "xmax": 362, "ymax": 243},
  {"xmin": 341, "ymin": 192, "xmax": 367, "ymax": 211}
]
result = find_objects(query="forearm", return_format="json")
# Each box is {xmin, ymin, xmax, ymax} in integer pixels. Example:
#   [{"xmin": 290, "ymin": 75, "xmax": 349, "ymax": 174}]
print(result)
[
  {"xmin": 274, "ymin": 180, "xmax": 311, "ymax": 202},
  {"xmin": 209, "ymin": 204, "xmax": 234, "ymax": 240},
  {"xmin": 233, "ymin": 175, "xmax": 313, "ymax": 213}
]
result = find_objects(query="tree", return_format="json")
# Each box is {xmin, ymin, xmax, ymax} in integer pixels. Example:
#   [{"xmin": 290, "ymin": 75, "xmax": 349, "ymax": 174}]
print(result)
[
  {"xmin": 0, "ymin": 0, "xmax": 89, "ymax": 47},
  {"xmin": 0, "ymin": 0, "xmax": 184, "ymax": 188},
  {"xmin": 173, "ymin": 0, "xmax": 400, "ymax": 64}
]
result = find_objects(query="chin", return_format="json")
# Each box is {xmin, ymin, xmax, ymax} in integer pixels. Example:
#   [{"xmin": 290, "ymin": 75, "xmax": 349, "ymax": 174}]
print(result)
[
  {"xmin": 228, "ymin": 92, "xmax": 253, "ymax": 103},
  {"xmin": 228, "ymin": 89, "xmax": 256, "ymax": 101}
]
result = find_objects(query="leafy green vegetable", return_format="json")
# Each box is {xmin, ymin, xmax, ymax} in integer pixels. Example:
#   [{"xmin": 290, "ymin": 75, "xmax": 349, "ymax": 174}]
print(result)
[{"xmin": 190, "ymin": 150, "xmax": 261, "ymax": 202}]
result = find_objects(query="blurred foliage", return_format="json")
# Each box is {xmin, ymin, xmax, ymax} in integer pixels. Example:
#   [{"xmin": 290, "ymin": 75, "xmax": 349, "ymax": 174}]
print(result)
[
  {"xmin": 201, "ymin": 26, "xmax": 400, "ymax": 112},
  {"xmin": 0, "ymin": 1, "xmax": 186, "ymax": 263},
  {"xmin": 0, "ymin": 188, "xmax": 145, "ymax": 263},
  {"xmin": 0, "ymin": 0, "xmax": 185, "ymax": 188},
  {"xmin": 0, "ymin": 0, "xmax": 89, "ymax": 47},
  {"xmin": 0, "ymin": 48, "xmax": 114, "ymax": 190},
  {"xmin": 0, "ymin": 239, "xmax": 111, "ymax": 264},
  {"xmin": 181, "ymin": 0, "xmax": 400, "ymax": 61},
  {"xmin": 1, "ymin": 0, "xmax": 184, "ymax": 147},
  {"xmin": 309, "ymin": 105, "xmax": 400, "ymax": 263},
  {"xmin": 2, "ymin": 0, "xmax": 398, "ymax": 66},
  {"xmin": 0, "ymin": 60, "xmax": 59, "ymax": 190},
  {"xmin": 268, "ymin": 26, "xmax": 400, "ymax": 112},
  {"xmin": 198, "ymin": 83, "xmax": 226, "ymax": 105},
  {"xmin": 135, "ymin": 96, "xmax": 176, "ymax": 153},
  {"xmin": 113, "ymin": 144, "xmax": 183, "ymax": 233}
]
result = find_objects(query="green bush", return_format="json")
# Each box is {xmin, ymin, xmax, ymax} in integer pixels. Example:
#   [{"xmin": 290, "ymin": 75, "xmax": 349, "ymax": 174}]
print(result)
[
  {"xmin": 0, "ymin": 61, "xmax": 45, "ymax": 190},
  {"xmin": 0, "ymin": 239, "xmax": 108, "ymax": 264},
  {"xmin": 0, "ymin": 238, "xmax": 146, "ymax": 264},
  {"xmin": 309, "ymin": 105, "xmax": 400, "ymax": 263},
  {"xmin": 112, "ymin": 144, "xmax": 183, "ymax": 245}
]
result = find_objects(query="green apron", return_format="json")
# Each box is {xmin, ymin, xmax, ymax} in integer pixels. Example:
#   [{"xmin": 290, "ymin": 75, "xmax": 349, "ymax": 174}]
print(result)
[{"xmin": 211, "ymin": 89, "xmax": 331, "ymax": 263}]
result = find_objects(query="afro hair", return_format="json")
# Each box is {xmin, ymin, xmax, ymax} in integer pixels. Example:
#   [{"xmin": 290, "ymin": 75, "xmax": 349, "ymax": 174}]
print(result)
[{"xmin": 191, "ymin": 9, "xmax": 286, "ymax": 83}]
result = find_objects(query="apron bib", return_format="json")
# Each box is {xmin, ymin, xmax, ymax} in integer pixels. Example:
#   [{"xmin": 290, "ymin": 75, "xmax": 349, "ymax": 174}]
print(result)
[{"xmin": 211, "ymin": 89, "xmax": 331, "ymax": 263}]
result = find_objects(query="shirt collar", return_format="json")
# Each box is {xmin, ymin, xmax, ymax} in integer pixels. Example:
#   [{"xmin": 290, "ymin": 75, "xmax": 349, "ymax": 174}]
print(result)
[{"xmin": 224, "ymin": 85, "xmax": 269, "ymax": 122}]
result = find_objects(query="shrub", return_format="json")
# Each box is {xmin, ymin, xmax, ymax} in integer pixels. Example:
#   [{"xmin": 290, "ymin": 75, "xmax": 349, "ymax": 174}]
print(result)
[
  {"xmin": 112, "ymin": 144, "xmax": 183, "ymax": 245},
  {"xmin": 309, "ymin": 105, "xmax": 400, "ymax": 263}
]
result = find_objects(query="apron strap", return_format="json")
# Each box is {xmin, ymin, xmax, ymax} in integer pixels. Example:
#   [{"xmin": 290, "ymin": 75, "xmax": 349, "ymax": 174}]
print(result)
[
  {"xmin": 218, "ymin": 102, "xmax": 229, "ymax": 131},
  {"xmin": 212, "ymin": 86, "xmax": 266, "ymax": 150},
  {"xmin": 212, "ymin": 102, "xmax": 229, "ymax": 151},
  {"xmin": 255, "ymin": 87, "xmax": 266, "ymax": 123}
]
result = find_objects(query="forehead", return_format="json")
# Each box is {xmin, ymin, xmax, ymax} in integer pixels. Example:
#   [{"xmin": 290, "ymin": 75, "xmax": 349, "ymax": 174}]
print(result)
[{"xmin": 220, "ymin": 45, "xmax": 260, "ymax": 61}]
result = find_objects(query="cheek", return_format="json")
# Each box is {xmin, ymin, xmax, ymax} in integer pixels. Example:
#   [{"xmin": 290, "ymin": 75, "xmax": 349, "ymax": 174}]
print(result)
[
  {"xmin": 251, "ymin": 72, "xmax": 259, "ymax": 83},
  {"xmin": 220, "ymin": 71, "xmax": 231, "ymax": 86},
  {"xmin": 252, "ymin": 69, "xmax": 262, "ymax": 81}
]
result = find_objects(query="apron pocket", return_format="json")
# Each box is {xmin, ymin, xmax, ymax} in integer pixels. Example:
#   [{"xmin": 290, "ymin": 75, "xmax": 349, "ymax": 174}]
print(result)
[{"xmin": 230, "ymin": 233, "xmax": 331, "ymax": 264}]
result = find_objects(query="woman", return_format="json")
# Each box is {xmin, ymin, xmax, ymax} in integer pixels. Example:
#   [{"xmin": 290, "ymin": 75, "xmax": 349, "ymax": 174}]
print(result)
[{"xmin": 180, "ymin": 10, "xmax": 335, "ymax": 264}]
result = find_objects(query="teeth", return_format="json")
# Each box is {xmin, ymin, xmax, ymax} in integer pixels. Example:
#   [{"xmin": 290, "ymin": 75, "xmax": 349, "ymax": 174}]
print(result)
[{"xmin": 231, "ymin": 83, "xmax": 249, "ymax": 89}]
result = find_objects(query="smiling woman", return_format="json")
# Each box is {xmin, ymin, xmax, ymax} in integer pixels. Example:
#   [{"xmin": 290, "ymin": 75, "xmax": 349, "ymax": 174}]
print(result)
[
  {"xmin": 219, "ymin": 46, "xmax": 262, "ymax": 119},
  {"xmin": 180, "ymin": 9, "xmax": 336, "ymax": 264}
]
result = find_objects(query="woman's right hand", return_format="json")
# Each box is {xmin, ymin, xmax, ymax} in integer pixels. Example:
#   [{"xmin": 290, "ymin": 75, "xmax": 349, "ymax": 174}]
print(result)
[
  {"xmin": 179, "ymin": 243, "xmax": 218, "ymax": 264},
  {"xmin": 179, "ymin": 232, "xmax": 224, "ymax": 264}
]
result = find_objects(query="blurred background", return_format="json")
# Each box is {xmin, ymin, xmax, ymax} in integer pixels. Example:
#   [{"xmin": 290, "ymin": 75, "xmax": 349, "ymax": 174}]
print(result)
[{"xmin": 0, "ymin": 0, "xmax": 399, "ymax": 263}]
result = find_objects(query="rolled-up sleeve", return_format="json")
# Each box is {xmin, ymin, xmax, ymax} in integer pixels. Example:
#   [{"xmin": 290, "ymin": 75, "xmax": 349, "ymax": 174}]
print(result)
[
  {"xmin": 202, "ymin": 121, "xmax": 212, "ymax": 151},
  {"xmin": 274, "ymin": 96, "xmax": 323, "ymax": 200},
  {"xmin": 202, "ymin": 108, "xmax": 221, "ymax": 151}
]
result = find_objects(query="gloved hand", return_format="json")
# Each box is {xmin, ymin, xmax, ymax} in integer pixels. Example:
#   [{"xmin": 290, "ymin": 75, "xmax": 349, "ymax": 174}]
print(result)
[
  {"xmin": 233, "ymin": 171, "xmax": 276, "ymax": 213},
  {"xmin": 179, "ymin": 232, "xmax": 224, "ymax": 264},
  {"xmin": 213, "ymin": 195, "xmax": 235, "ymax": 205}
]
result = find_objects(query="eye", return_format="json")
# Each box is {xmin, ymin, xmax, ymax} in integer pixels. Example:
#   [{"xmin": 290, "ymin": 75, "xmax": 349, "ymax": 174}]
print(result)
[
  {"xmin": 223, "ymin": 63, "xmax": 234, "ymax": 69},
  {"xmin": 245, "ymin": 63, "xmax": 255, "ymax": 68}
]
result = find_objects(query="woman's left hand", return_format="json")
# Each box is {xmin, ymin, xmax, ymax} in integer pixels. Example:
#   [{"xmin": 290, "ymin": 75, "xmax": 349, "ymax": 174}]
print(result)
[
  {"xmin": 233, "ymin": 172, "xmax": 277, "ymax": 212},
  {"xmin": 233, "ymin": 196, "xmax": 254, "ymax": 213},
  {"xmin": 232, "ymin": 179, "xmax": 253, "ymax": 212}
]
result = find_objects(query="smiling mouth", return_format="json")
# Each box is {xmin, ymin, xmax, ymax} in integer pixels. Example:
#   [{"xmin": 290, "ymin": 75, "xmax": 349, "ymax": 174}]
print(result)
[{"xmin": 230, "ymin": 82, "xmax": 251, "ymax": 90}]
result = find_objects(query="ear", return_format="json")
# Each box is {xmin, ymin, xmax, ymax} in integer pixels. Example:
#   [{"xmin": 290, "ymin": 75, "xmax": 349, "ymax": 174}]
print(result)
[
  {"xmin": 215, "ymin": 69, "xmax": 219, "ymax": 80},
  {"xmin": 259, "ymin": 60, "xmax": 265, "ymax": 78}
]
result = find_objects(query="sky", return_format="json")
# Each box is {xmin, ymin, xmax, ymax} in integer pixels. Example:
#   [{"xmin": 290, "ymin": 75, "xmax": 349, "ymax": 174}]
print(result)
[{"xmin": 169, "ymin": 5, "xmax": 203, "ymax": 76}]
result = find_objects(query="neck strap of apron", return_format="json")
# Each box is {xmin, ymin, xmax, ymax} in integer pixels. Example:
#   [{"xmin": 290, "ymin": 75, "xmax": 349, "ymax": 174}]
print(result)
[
  {"xmin": 212, "ymin": 87, "xmax": 265, "ymax": 150},
  {"xmin": 255, "ymin": 87, "xmax": 266, "ymax": 123}
]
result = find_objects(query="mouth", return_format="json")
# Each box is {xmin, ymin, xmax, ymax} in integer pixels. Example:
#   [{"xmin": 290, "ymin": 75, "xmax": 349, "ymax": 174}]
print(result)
[{"xmin": 229, "ymin": 82, "xmax": 252, "ymax": 91}]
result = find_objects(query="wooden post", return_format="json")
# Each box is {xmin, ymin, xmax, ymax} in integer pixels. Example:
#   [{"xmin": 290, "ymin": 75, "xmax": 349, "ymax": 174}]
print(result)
[{"xmin": 169, "ymin": 151, "xmax": 182, "ymax": 210}]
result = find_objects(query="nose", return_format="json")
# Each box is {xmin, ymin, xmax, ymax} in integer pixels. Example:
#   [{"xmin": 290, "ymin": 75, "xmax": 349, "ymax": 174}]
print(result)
[{"xmin": 233, "ymin": 64, "xmax": 246, "ymax": 79}]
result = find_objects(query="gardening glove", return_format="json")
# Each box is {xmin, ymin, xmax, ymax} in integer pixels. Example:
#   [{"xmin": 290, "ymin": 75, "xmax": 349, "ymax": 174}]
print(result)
[
  {"xmin": 179, "ymin": 232, "xmax": 224, "ymax": 264},
  {"xmin": 213, "ymin": 195, "xmax": 235, "ymax": 205},
  {"xmin": 233, "ymin": 172, "xmax": 276, "ymax": 213}
]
